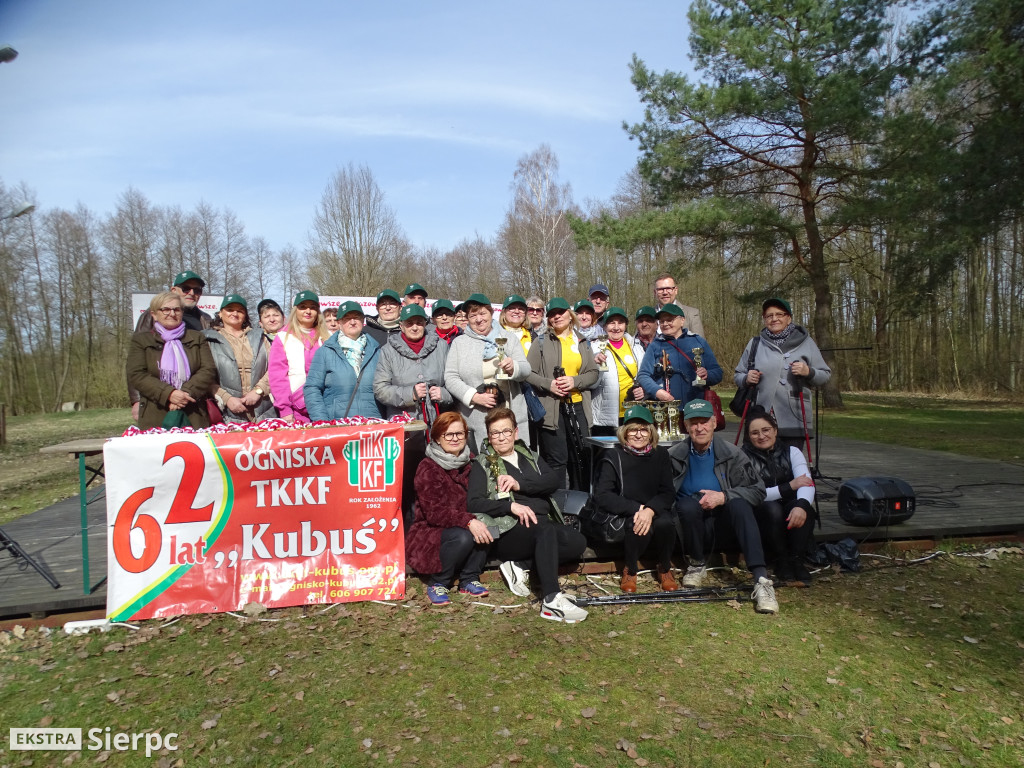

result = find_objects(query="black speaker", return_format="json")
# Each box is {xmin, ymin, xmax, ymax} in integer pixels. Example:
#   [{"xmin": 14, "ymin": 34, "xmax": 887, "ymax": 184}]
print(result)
[{"xmin": 837, "ymin": 476, "xmax": 916, "ymax": 526}]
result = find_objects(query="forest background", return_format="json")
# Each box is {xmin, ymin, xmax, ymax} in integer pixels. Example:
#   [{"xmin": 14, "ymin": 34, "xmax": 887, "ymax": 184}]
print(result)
[{"xmin": 1, "ymin": 0, "xmax": 1021, "ymax": 415}]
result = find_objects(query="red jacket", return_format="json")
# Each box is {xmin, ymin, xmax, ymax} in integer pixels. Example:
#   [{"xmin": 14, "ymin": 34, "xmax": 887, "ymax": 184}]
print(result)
[{"xmin": 405, "ymin": 455, "xmax": 474, "ymax": 575}]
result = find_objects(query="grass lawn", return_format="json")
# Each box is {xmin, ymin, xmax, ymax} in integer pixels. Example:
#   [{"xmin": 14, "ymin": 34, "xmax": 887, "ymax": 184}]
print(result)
[
  {"xmin": 1, "ymin": 549, "xmax": 1022, "ymax": 766},
  {"xmin": 0, "ymin": 409, "xmax": 132, "ymax": 526}
]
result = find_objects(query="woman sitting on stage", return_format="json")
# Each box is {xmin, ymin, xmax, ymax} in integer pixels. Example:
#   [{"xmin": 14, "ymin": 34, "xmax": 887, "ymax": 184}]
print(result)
[
  {"xmin": 591, "ymin": 405, "xmax": 678, "ymax": 593},
  {"xmin": 405, "ymin": 412, "xmax": 491, "ymax": 607},
  {"xmin": 467, "ymin": 408, "xmax": 589, "ymax": 623},
  {"xmin": 741, "ymin": 406, "xmax": 816, "ymax": 585}
]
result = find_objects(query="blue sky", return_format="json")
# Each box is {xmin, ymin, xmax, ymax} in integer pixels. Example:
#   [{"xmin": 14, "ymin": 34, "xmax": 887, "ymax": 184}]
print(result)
[{"xmin": 0, "ymin": 1, "xmax": 694, "ymax": 253}]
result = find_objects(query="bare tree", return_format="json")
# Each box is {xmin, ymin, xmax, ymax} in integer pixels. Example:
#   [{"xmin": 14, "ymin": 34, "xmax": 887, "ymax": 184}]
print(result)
[
  {"xmin": 497, "ymin": 145, "xmax": 579, "ymax": 299},
  {"xmin": 306, "ymin": 164, "xmax": 407, "ymax": 295}
]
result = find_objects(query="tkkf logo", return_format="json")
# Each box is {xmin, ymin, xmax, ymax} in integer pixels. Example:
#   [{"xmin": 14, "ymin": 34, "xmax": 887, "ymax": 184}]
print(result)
[{"xmin": 341, "ymin": 431, "xmax": 401, "ymax": 492}]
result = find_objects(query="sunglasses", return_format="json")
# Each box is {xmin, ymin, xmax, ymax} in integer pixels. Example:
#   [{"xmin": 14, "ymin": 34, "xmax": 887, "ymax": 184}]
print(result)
[{"xmin": 178, "ymin": 284, "xmax": 203, "ymax": 296}]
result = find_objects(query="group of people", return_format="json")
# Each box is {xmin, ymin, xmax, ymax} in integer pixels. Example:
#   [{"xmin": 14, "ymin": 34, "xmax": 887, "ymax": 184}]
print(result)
[{"xmin": 126, "ymin": 271, "xmax": 831, "ymax": 623}]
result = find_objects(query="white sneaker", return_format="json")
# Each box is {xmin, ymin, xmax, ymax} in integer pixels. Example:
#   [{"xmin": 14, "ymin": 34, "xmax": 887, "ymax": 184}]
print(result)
[
  {"xmin": 540, "ymin": 592, "xmax": 588, "ymax": 624},
  {"xmin": 752, "ymin": 576, "xmax": 779, "ymax": 614},
  {"xmin": 499, "ymin": 560, "xmax": 530, "ymax": 597},
  {"xmin": 682, "ymin": 563, "xmax": 707, "ymax": 588}
]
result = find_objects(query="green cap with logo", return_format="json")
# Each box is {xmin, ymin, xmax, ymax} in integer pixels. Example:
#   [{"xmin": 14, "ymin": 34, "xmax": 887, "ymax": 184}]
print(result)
[
  {"xmin": 293, "ymin": 290, "xmax": 320, "ymax": 307},
  {"xmin": 220, "ymin": 294, "xmax": 247, "ymax": 310},
  {"xmin": 545, "ymin": 297, "xmax": 570, "ymax": 314},
  {"xmin": 376, "ymin": 289, "xmax": 401, "ymax": 305},
  {"xmin": 404, "ymin": 283, "xmax": 427, "ymax": 297},
  {"xmin": 399, "ymin": 304, "xmax": 427, "ymax": 322},
  {"xmin": 574, "ymin": 299, "xmax": 594, "ymax": 313},
  {"xmin": 338, "ymin": 300, "xmax": 364, "ymax": 317},
  {"xmin": 464, "ymin": 293, "xmax": 491, "ymax": 309},
  {"xmin": 431, "ymin": 299, "xmax": 455, "ymax": 316},
  {"xmin": 683, "ymin": 399, "xmax": 713, "ymax": 420},
  {"xmin": 635, "ymin": 305, "xmax": 657, "ymax": 320},
  {"xmin": 656, "ymin": 303, "xmax": 685, "ymax": 318},
  {"xmin": 623, "ymin": 404, "xmax": 653, "ymax": 424},
  {"xmin": 502, "ymin": 294, "xmax": 527, "ymax": 310},
  {"xmin": 605, "ymin": 306, "xmax": 628, "ymax": 321},
  {"xmin": 173, "ymin": 270, "xmax": 205, "ymax": 288}
]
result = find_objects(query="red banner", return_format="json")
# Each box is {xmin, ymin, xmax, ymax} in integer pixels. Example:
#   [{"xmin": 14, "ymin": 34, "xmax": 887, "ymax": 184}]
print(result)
[{"xmin": 104, "ymin": 424, "xmax": 406, "ymax": 621}]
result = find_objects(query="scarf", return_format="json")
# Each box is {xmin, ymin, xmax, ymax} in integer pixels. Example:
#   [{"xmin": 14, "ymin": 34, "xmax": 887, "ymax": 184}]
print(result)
[
  {"xmin": 336, "ymin": 332, "xmax": 368, "ymax": 374},
  {"xmin": 623, "ymin": 443, "xmax": 653, "ymax": 457},
  {"xmin": 436, "ymin": 326, "xmax": 459, "ymax": 345},
  {"xmin": 402, "ymin": 333, "xmax": 425, "ymax": 355},
  {"xmin": 465, "ymin": 323, "xmax": 500, "ymax": 360},
  {"xmin": 425, "ymin": 439, "xmax": 471, "ymax": 470},
  {"xmin": 578, "ymin": 325, "xmax": 602, "ymax": 341},
  {"xmin": 763, "ymin": 322, "xmax": 797, "ymax": 345},
  {"xmin": 155, "ymin": 323, "xmax": 190, "ymax": 390}
]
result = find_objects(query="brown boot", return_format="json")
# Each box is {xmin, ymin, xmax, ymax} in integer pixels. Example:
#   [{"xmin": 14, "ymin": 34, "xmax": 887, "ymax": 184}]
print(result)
[
  {"xmin": 620, "ymin": 568, "xmax": 637, "ymax": 593},
  {"xmin": 657, "ymin": 567, "xmax": 679, "ymax": 592}
]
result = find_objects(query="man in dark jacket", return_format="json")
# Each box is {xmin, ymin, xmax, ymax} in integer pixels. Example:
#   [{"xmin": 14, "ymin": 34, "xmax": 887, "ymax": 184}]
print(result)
[
  {"xmin": 364, "ymin": 289, "xmax": 403, "ymax": 347},
  {"xmin": 668, "ymin": 399, "xmax": 778, "ymax": 614}
]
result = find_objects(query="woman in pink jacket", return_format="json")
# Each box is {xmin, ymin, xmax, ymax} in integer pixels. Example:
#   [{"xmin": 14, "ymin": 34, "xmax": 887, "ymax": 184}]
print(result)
[{"xmin": 268, "ymin": 290, "xmax": 328, "ymax": 424}]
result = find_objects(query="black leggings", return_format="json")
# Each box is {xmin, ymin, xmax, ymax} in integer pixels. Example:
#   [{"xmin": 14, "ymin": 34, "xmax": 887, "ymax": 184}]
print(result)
[
  {"xmin": 491, "ymin": 516, "xmax": 587, "ymax": 598},
  {"xmin": 433, "ymin": 527, "xmax": 489, "ymax": 588},
  {"xmin": 538, "ymin": 401, "xmax": 591, "ymax": 490},
  {"xmin": 752, "ymin": 499, "xmax": 816, "ymax": 564}
]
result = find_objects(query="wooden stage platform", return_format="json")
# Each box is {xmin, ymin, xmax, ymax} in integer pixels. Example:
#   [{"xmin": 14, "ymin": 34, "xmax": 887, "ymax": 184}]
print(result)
[{"xmin": 2, "ymin": 435, "xmax": 1022, "ymax": 619}]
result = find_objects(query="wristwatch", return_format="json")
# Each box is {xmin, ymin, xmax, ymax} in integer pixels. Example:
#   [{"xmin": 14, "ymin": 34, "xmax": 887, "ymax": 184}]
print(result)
[{"xmin": 254, "ymin": 387, "xmax": 265, "ymax": 397}]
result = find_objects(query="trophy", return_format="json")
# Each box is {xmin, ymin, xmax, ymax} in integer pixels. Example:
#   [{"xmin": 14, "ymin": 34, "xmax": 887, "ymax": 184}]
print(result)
[
  {"xmin": 494, "ymin": 337, "xmax": 510, "ymax": 380},
  {"xmin": 652, "ymin": 403, "xmax": 667, "ymax": 440},
  {"xmin": 667, "ymin": 400, "xmax": 680, "ymax": 439},
  {"xmin": 691, "ymin": 346, "xmax": 706, "ymax": 387},
  {"xmin": 592, "ymin": 337, "xmax": 608, "ymax": 372},
  {"xmin": 484, "ymin": 446, "xmax": 511, "ymax": 500}
]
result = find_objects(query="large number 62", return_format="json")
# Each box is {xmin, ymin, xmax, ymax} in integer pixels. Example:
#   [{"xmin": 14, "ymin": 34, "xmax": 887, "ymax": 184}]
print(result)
[{"xmin": 112, "ymin": 442, "xmax": 214, "ymax": 573}]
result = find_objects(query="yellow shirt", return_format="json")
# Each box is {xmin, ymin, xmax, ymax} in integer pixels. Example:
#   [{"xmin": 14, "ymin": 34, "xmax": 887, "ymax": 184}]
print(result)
[
  {"xmin": 558, "ymin": 333, "xmax": 584, "ymax": 403},
  {"xmin": 502, "ymin": 324, "xmax": 531, "ymax": 356},
  {"xmin": 608, "ymin": 339, "xmax": 638, "ymax": 417}
]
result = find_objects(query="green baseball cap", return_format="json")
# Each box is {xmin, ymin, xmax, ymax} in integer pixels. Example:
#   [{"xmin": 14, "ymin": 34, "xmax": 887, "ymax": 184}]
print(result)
[
  {"xmin": 574, "ymin": 299, "xmax": 594, "ymax": 313},
  {"xmin": 623, "ymin": 405, "xmax": 654, "ymax": 424},
  {"xmin": 464, "ymin": 293, "xmax": 491, "ymax": 309},
  {"xmin": 403, "ymin": 283, "xmax": 427, "ymax": 297},
  {"xmin": 656, "ymin": 304, "xmax": 685, "ymax": 318},
  {"xmin": 173, "ymin": 270, "xmax": 205, "ymax": 288},
  {"xmin": 293, "ymin": 290, "xmax": 320, "ymax": 307},
  {"xmin": 220, "ymin": 294, "xmax": 247, "ymax": 310},
  {"xmin": 604, "ymin": 306, "xmax": 628, "ymax": 321},
  {"xmin": 376, "ymin": 289, "xmax": 401, "ymax": 305},
  {"xmin": 399, "ymin": 304, "xmax": 427, "ymax": 322},
  {"xmin": 635, "ymin": 305, "xmax": 657, "ymax": 320},
  {"xmin": 762, "ymin": 297, "xmax": 792, "ymax": 315},
  {"xmin": 545, "ymin": 297, "xmax": 570, "ymax": 314},
  {"xmin": 338, "ymin": 300, "xmax": 364, "ymax": 317},
  {"xmin": 683, "ymin": 399, "xmax": 714, "ymax": 420},
  {"xmin": 431, "ymin": 299, "xmax": 455, "ymax": 316},
  {"xmin": 502, "ymin": 294, "xmax": 527, "ymax": 310}
]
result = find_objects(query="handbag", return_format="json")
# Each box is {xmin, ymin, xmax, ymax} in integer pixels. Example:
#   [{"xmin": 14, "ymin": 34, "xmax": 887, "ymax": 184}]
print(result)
[
  {"xmin": 205, "ymin": 398, "xmax": 224, "ymax": 426},
  {"xmin": 580, "ymin": 451, "xmax": 629, "ymax": 544},
  {"xmin": 522, "ymin": 382, "xmax": 546, "ymax": 423},
  {"xmin": 729, "ymin": 337, "xmax": 760, "ymax": 417}
]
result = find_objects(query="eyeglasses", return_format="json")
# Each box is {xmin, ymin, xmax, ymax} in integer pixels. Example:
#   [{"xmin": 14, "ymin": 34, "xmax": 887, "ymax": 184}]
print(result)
[
  {"xmin": 655, "ymin": 285, "xmax": 675, "ymax": 293},
  {"xmin": 749, "ymin": 427, "xmax": 776, "ymax": 437},
  {"xmin": 159, "ymin": 307, "xmax": 183, "ymax": 315},
  {"xmin": 178, "ymin": 284, "xmax": 203, "ymax": 296},
  {"xmin": 488, "ymin": 427, "xmax": 515, "ymax": 439},
  {"xmin": 442, "ymin": 431, "xmax": 466, "ymax": 442},
  {"xmin": 625, "ymin": 426, "xmax": 650, "ymax": 436},
  {"xmin": 527, "ymin": 307, "xmax": 544, "ymax": 313},
  {"xmin": 763, "ymin": 312, "xmax": 789, "ymax": 321}
]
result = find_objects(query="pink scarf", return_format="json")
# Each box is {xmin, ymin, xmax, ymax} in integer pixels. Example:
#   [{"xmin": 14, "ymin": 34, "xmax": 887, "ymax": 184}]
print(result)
[{"xmin": 155, "ymin": 323, "xmax": 190, "ymax": 389}]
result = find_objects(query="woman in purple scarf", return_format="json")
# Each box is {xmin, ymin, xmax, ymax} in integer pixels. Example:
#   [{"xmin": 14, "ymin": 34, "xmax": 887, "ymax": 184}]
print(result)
[{"xmin": 127, "ymin": 291, "xmax": 217, "ymax": 429}]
